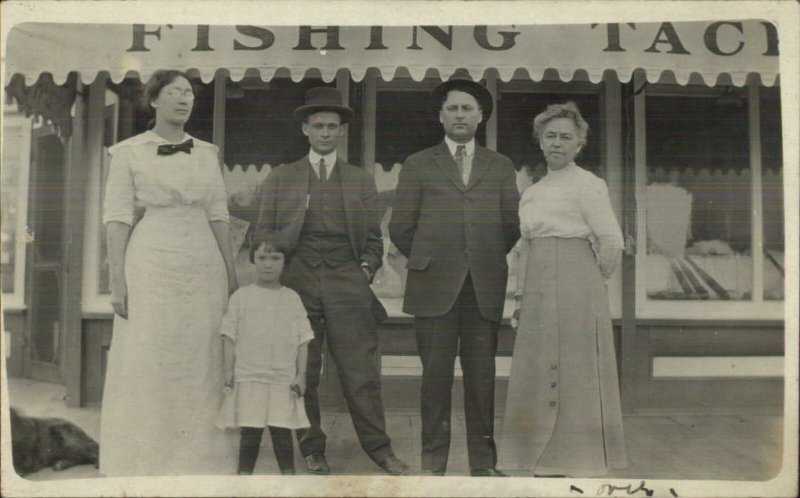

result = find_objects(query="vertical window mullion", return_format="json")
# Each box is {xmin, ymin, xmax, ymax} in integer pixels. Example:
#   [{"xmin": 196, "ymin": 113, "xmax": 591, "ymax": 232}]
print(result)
[
  {"xmin": 485, "ymin": 69, "xmax": 498, "ymax": 151},
  {"xmin": 748, "ymin": 80, "xmax": 765, "ymax": 303},
  {"xmin": 336, "ymin": 68, "xmax": 350, "ymax": 163},
  {"xmin": 361, "ymin": 68, "xmax": 378, "ymax": 175},
  {"xmin": 212, "ymin": 74, "xmax": 227, "ymax": 162},
  {"xmin": 633, "ymin": 71, "xmax": 648, "ymax": 313}
]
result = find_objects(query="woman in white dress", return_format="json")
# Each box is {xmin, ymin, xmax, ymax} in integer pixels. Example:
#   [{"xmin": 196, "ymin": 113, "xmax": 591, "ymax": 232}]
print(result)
[
  {"xmin": 100, "ymin": 70, "xmax": 238, "ymax": 476},
  {"xmin": 501, "ymin": 102, "xmax": 627, "ymax": 477}
]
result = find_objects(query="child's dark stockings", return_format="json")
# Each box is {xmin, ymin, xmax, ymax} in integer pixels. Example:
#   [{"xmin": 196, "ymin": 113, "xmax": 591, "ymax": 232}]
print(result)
[{"xmin": 238, "ymin": 426, "xmax": 295, "ymax": 474}]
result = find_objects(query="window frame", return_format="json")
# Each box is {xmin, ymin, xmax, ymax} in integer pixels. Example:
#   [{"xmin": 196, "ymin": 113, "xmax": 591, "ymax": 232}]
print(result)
[
  {"xmin": 633, "ymin": 73, "xmax": 784, "ymax": 320},
  {"xmin": 366, "ymin": 70, "xmax": 619, "ymax": 319},
  {"xmin": 1, "ymin": 105, "xmax": 33, "ymax": 310}
]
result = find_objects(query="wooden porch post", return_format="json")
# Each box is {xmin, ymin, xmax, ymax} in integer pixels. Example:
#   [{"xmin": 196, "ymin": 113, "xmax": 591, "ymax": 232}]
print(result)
[
  {"xmin": 361, "ymin": 68, "xmax": 378, "ymax": 175},
  {"xmin": 619, "ymin": 71, "xmax": 646, "ymax": 413},
  {"xmin": 212, "ymin": 74, "xmax": 227, "ymax": 160},
  {"xmin": 63, "ymin": 75, "xmax": 97, "ymax": 407},
  {"xmin": 336, "ymin": 69, "xmax": 350, "ymax": 163}
]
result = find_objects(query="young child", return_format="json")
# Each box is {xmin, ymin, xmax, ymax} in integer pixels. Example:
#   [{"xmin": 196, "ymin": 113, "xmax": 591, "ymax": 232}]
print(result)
[{"xmin": 216, "ymin": 229, "xmax": 313, "ymax": 475}]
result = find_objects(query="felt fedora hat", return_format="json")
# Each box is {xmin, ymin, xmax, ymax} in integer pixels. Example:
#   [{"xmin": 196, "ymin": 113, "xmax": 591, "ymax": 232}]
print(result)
[
  {"xmin": 294, "ymin": 86, "xmax": 355, "ymax": 123},
  {"xmin": 431, "ymin": 79, "xmax": 494, "ymax": 120}
]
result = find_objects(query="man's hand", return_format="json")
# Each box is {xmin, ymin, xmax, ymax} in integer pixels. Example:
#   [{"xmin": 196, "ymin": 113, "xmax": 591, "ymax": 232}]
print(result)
[{"xmin": 360, "ymin": 263, "xmax": 374, "ymax": 283}]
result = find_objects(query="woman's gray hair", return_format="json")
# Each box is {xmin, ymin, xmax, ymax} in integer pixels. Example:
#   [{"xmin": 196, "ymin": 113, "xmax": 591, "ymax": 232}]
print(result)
[{"xmin": 532, "ymin": 101, "xmax": 589, "ymax": 145}]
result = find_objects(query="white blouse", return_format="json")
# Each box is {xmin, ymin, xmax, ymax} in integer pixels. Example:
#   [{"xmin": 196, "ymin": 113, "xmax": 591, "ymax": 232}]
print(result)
[
  {"xmin": 103, "ymin": 130, "xmax": 229, "ymax": 226},
  {"xmin": 519, "ymin": 162, "xmax": 624, "ymax": 277}
]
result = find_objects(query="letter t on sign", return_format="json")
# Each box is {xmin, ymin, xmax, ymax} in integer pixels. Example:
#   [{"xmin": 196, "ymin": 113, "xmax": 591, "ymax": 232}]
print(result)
[{"xmin": 591, "ymin": 23, "xmax": 637, "ymax": 52}]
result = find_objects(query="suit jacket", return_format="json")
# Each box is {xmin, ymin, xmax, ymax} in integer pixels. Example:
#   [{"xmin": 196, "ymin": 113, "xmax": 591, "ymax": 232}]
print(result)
[
  {"xmin": 255, "ymin": 156, "xmax": 387, "ymax": 321},
  {"xmin": 389, "ymin": 142, "xmax": 520, "ymax": 322}
]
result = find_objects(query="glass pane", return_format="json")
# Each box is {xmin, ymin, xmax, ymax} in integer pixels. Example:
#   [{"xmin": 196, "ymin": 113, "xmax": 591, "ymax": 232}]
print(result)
[
  {"xmin": 496, "ymin": 91, "xmax": 603, "ymax": 302},
  {"xmin": 31, "ymin": 270, "xmax": 60, "ymax": 364},
  {"xmin": 373, "ymin": 88, "xmax": 448, "ymax": 299},
  {"xmin": 98, "ymin": 93, "xmax": 119, "ymax": 295},
  {"xmin": 761, "ymin": 88, "xmax": 783, "ymax": 300},
  {"xmin": 497, "ymin": 91, "xmax": 601, "ymax": 181},
  {"xmin": 1, "ymin": 114, "xmax": 25, "ymax": 294},
  {"xmin": 121, "ymin": 77, "xmax": 215, "ymax": 141},
  {"xmin": 33, "ymin": 135, "xmax": 66, "ymax": 263},
  {"xmin": 222, "ymin": 78, "xmax": 332, "ymax": 286},
  {"xmin": 223, "ymin": 78, "xmax": 329, "ymax": 227},
  {"xmin": 376, "ymin": 89, "xmax": 451, "ymax": 167},
  {"xmin": 644, "ymin": 93, "xmax": 751, "ymax": 300}
]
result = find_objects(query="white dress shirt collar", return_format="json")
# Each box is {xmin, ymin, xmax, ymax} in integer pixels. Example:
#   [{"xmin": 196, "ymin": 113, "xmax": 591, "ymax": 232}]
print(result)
[
  {"xmin": 308, "ymin": 149, "xmax": 338, "ymax": 177},
  {"xmin": 444, "ymin": 137, "xmax": 475, "ymax": 157}
]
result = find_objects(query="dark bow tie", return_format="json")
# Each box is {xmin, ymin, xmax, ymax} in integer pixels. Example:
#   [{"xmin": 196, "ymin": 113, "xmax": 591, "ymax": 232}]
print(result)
[{"xmin": 157, "ymin": 139, "xmax": 194, "ymax": 156}]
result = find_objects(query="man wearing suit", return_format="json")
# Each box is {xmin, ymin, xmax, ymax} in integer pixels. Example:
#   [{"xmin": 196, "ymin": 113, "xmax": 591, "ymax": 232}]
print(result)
[
  {"xmin": 389, "ymin": 80, "xmax": 521, "ymax": 476},
  {"xmin": 256, "ymin": 87, "xmax": 409, "ymax": 476}
]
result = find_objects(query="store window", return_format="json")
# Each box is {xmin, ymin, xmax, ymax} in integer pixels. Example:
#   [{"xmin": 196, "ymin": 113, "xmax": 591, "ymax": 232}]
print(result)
[
  {"xmin": 222, "ymin": 76, "xmax": 332, "ymax": 228},
  {"xmin": 1, "ymin": 107, "xmax": 31, "ymax": 299},
  {"xmin": 95, "ymin": 77, "xmax": 215, "ymax": 297},
  {"xmin": 496, "ymin": 88, "xmax": 601, "ymax": 181},
  {"xmin": 370, "ymin": 77, "xmax": 608, "ymax": 306},
  {"xmin": 372, "ymin": 79, "xmax": 442, "ymax": 299},
  {"xmin": 641, "ymin": 85, "xmax": 783, "ymax": 304},
  {"xmin": 371, "ymin": 77, "xmax": 493, "ymax": 300},
  {"xmin": 96, "ymin": 89, "xmax": 120, "ymax": 295}
]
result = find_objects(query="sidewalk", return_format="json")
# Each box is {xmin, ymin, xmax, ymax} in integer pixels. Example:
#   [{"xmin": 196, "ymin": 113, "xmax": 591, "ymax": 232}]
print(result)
[{"xmin": 4, "ymin": 377, "xmax": 785, "ymax": 481}]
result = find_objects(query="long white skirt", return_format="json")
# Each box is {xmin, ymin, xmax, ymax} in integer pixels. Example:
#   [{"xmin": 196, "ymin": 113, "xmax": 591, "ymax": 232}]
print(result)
[{"xmin": 99, "ymin": 207, "xmax": 237, "ymax": 476}]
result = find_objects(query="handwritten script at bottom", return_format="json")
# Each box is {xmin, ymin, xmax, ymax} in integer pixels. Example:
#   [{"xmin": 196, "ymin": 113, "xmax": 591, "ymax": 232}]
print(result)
[{"xmin": 596, "ymin": 481, "xmax": 655, "ymax": 496}]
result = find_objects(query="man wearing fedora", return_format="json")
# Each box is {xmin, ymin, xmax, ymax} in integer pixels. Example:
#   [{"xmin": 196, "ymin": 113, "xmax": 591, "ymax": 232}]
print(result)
[
  {"xmin": 389, "ymin": 79, "xmax": 520, "ymax": 476},
  {"xmin": 255, "ymin": 86, "xmax": 409, "ymax": 475}
]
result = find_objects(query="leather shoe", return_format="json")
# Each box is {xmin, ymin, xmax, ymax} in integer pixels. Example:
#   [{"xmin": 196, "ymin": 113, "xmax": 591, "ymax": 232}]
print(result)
[
  {"xmin": 471, "ymin": 468, "xmax": 508, "ymax": 477},
  {"xmin": 376, "ymin": 453, "xmax": 410, "ymax": 475},
  {"xmin": 420, "ymin": 469, "xmax": 445, "ymax": 476},
  {"xmin": 304, "ymin": 453, "xmax": 331, "ymax": 474}
]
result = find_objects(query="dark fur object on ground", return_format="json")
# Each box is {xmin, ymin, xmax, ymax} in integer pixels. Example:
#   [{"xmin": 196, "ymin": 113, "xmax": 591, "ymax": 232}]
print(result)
[{"xmin": 9, "ymin": 407, "xmax": 99, "ymax": 475}]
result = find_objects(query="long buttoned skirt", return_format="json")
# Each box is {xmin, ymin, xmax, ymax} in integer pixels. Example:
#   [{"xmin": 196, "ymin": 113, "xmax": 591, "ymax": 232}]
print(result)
[{"xmin": 500, "ymin": 237, "xmax": 627, "ymax": 477}]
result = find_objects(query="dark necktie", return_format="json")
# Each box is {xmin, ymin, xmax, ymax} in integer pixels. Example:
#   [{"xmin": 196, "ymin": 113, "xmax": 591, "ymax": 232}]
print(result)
[
  {"xmin": 318, "ymin": 158, "xmax": 327, "ymax": 183},
  {"xmin": 157, "ymin": 139, "xmax": 194, "ymax": 156},
  {"xmin": 454, "ymin": 145, "xmax": 466, "ymax": 184}
]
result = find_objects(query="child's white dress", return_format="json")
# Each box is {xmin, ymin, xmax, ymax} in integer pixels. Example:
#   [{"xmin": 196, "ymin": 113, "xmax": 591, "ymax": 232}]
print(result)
[{"xmin": 216, "ymin": 284, "xmax": 314, "ymax": 429}]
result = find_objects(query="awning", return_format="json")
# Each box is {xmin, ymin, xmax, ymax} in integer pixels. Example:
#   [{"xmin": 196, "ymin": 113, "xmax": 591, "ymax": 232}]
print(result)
[{"xmin": 5, "ymin": 21, "xmax": 779, "ymax": 87}]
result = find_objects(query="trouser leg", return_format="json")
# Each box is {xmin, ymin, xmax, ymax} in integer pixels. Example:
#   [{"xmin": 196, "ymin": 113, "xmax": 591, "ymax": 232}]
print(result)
[
  {"xmin": 296, "ymin": 318, "xmax": 326, "ymax": 457},
  {"xmin": 322, "ymin": 263, "xmax": 393, "ymax": 462},
  {"xmin": 238, "ymin": 427, "xmax": 264, "ymax": 474},
  {"xmin": 458, "ymin": 277, "xmax": 499, "ymax": 471},
  {"xmin": 415, "ymin": 310, "xmax": 459, "ymax": 473},
  {"xmin": 268, "ymin": 426, "xmax": 295, "ymax": 473},
  {"xmin": 283, "ymin": 259, "xmax": 328, "ymax": 458}
]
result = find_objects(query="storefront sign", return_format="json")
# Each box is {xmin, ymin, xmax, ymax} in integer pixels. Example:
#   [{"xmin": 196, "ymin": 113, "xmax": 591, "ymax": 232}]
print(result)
[{"xmin": 5, "ymin": 21, "xmax": 779, "ymax": 85}]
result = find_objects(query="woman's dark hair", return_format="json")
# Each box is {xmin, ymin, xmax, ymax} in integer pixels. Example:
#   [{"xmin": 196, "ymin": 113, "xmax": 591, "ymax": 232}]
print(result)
[
  {"xmin": 141, "ymin": 69, "xmax": 196, "ymax": 109},
  {"xmin": 249, "ymin": 229, "xmax": 291, "ymax": 263}
]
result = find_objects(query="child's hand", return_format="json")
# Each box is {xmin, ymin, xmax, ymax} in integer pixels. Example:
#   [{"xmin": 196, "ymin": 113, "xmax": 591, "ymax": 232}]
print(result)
[{"xmin": 290, "ymin": 374, "xmax": 307, "ymax": 399}]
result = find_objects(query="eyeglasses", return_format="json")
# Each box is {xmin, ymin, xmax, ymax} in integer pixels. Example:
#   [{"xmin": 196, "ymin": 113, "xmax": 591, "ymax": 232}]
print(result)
[{"xmin": 162, "ymin": 88, "xmax": 196, "ymax": 100}]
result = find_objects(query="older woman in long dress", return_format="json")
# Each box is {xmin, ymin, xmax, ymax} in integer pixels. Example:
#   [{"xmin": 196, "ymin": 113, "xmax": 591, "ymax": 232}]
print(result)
[
  {"xmin": 501, "ymin": 102, "xmax": 627, "ymax": 477},
  {"xmin": 100, "ymin": 70, "xmax": 238, "ymax": 476}
]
